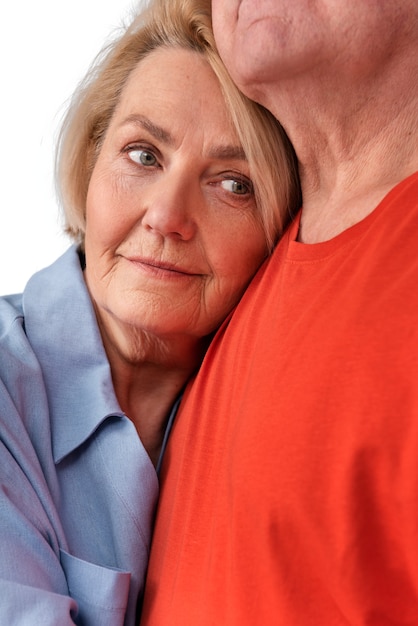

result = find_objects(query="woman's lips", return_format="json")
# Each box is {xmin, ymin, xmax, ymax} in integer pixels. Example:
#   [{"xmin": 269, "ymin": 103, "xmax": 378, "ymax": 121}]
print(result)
[{"xmin": 125, "ymin": 256, "xmax": 202, "ymax": 278}]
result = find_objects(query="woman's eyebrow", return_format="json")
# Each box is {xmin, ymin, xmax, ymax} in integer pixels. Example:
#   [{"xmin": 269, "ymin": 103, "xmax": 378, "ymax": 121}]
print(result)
[
  {"xmin": 207, "ymin": 145, "xmax": 246, "ymax": 161},
  {"xmin": 120, "ymin": 114, "xmax": 174, "ymax": 145},
  {"xmin": 119, "ymin": 114, "xmax": 247, "ymax": 161}
]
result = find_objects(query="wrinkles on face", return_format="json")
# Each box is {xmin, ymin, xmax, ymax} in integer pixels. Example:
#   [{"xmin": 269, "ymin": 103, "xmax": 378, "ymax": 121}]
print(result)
[{"xmin": 84, "ymin": 47, "xmax": 267, "ymax": 361}]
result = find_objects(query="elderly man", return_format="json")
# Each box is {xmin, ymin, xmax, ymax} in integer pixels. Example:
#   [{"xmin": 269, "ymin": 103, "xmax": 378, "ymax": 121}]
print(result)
[{"xmin": 142, "ymin": 1, "xmax": 418, "ymax": 623}]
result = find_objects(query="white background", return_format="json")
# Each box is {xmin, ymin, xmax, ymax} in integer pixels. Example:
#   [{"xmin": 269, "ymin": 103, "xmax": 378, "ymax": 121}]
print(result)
[{"xmin": 0, "ymin": 0, "xmax": 143, "ymax": 294}]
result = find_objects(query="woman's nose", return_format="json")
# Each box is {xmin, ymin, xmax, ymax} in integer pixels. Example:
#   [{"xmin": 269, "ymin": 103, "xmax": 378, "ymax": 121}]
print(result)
[{"xmin": 142, "ymin": 173, "xmax": 198, "ymax": 240}]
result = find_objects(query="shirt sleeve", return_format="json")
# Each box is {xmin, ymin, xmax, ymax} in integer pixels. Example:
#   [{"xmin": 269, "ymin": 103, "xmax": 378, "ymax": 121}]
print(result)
[
  {"xmin": 0, "ymin": 434, "xmax": 80, "ymax": 624},
  {"xmin": 0, "ymin": 402, "xmax": 130, "ymax": 626},
  {"xmin": 0, "ymin": 306, "xmax": 131, "ymax": 625},
  {"xmin": 0, "ymin": 579, "xmax": 79, "ymax": 625}
]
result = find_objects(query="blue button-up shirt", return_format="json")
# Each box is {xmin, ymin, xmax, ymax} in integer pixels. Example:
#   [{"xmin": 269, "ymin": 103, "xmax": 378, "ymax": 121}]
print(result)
[{"xmin": 0, "ymin": 246, "xmax": 169, "ymax": 625}]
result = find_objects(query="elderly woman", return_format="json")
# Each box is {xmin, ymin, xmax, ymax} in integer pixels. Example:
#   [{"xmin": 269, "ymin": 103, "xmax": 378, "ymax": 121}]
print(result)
[{"xmin": 0, "ymin": 0, "xmax": 299, "ymax": 624}]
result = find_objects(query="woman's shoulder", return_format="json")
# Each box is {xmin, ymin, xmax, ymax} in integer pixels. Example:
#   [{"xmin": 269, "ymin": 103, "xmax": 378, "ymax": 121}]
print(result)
[
  {"xmin": 0, "ymin": 292, "xmax": 28, "ymax": 361},
  {"xmin": 0, "ymin": 288, "xmax": 49, "ymax": 434},
  {"xmin": 0, "ymin": 291, "xmax": 23, "ymax": 327}
]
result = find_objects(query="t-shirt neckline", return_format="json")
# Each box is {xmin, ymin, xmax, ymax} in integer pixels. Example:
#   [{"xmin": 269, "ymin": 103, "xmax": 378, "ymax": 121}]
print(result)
[{"xmin": 286, "ymin": 171, "xmax": 418, "ymax": 263}]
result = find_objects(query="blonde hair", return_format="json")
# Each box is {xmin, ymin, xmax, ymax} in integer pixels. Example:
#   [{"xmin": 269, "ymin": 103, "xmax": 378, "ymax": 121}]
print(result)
[{"xmin": 56, "ymin": 0, "xmax": 300, "ymax": 249}]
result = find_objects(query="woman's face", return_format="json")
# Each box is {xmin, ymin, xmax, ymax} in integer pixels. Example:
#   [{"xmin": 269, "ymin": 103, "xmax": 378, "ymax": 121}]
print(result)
[{"xmin": 84, "ymin": 47, "xmax": 267, "ymax": 342}]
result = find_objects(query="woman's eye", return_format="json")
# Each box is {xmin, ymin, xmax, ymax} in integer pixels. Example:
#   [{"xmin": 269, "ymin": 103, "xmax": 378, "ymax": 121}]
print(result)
[
  {"xmin": 127, "ymin": 148, "xmax": 158, "ymax": 167},
  {"xmin": 221, "ymin": 178, "xmax": 252, "ymax": 195}
]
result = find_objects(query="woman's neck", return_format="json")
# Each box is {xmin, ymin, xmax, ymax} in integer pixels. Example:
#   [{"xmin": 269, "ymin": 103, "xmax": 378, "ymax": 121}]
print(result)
[{"xmin": 99, "ymin": 320, "xmax": 207, "ymax": 466}]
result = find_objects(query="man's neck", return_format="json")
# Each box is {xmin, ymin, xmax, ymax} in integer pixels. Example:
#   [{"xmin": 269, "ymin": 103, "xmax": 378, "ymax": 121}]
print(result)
[
  {"xmin": 263, "ymin": 54, "xmax": 418, "ymax": 243},
  {"xmin": 297, "ymin": 111, "xmax": 418, "ymax": 243}
]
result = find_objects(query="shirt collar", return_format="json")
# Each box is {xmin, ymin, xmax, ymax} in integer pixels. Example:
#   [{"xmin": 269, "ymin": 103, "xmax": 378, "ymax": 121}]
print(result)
[{"xmin": 22, "ymin": 246, "xmax": 124, "ymax": 463}]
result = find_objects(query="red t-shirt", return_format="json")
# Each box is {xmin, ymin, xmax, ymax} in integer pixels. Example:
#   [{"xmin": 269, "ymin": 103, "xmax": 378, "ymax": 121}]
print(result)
[{"xmin": 142, "ymin": 172, "xmax": 418, "ymax": 625}]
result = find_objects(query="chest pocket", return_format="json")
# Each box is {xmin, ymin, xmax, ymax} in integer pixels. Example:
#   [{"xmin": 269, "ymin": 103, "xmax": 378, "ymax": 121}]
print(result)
[{"xmin": 60, "ymin": 549, "xmax": 130, "ymax": 626}]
